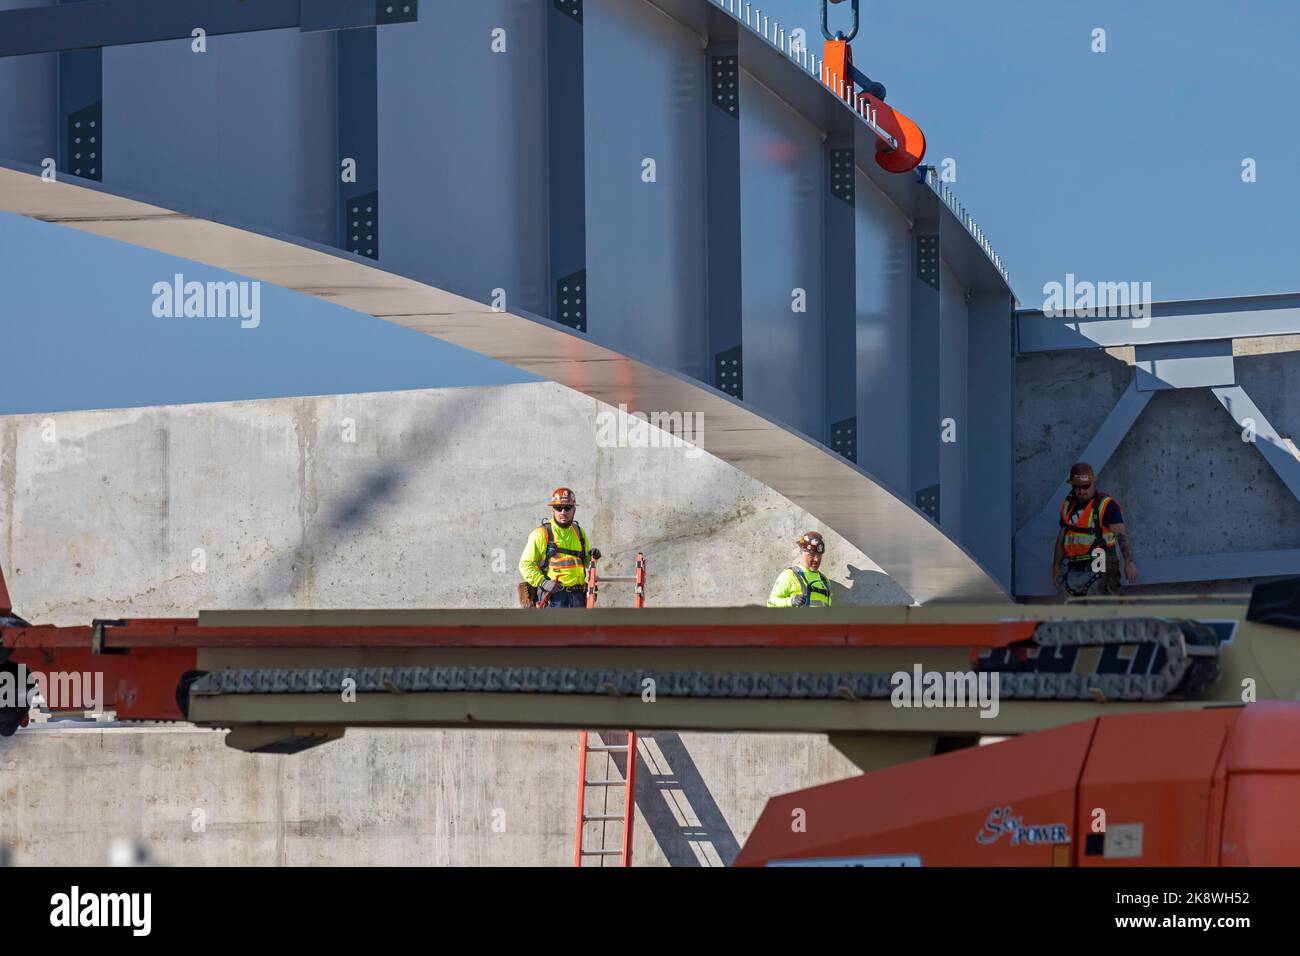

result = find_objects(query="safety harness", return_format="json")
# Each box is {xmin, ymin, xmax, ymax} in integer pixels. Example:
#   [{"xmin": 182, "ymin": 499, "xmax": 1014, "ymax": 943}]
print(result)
[
  {"xmin": 790, "ymin": 567, "xmax": 831, "ymax": 607},
  {"xmin": 539, "ymin": 520, "xmax": 588, "ymax": 576},
  {"xmin": 1058, "ymin": 493, "xmax": 1114, "ymax": 596}
]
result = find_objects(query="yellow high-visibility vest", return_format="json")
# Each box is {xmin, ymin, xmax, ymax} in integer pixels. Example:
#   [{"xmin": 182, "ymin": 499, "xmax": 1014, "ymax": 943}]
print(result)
[
  {"xmin": 519, "ymin": 520, "xmax": 590, "ymax": 588},
  {"xmin": 767, "ymin": 567, "xmax": 832, "ymax": 607}
]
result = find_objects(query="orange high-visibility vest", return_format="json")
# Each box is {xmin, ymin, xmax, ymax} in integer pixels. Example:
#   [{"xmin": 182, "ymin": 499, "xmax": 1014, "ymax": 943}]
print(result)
[{"xmin": 1060, "ymin": 494, "xmax": 1117, "ymax": 561}]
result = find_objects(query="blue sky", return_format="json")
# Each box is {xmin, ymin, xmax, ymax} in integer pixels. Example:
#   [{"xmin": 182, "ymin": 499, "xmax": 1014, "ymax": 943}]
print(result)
[
  {"xmin": 0, "ymin": 213, "xmax": 537, "ymax": 415},
  {"xmin": 3, "ymin": 0, "xmax": 1296, "ymax": 414},
  {"xmin": 761, "ymin": 0, "xmax": 1300, "ymax": 303}
]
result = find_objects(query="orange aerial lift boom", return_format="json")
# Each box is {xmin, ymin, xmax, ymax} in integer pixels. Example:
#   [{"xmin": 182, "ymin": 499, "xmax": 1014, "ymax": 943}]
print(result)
[
  {"xmin": 3, "ymin": 556, "xmax": 1298, "ymax": 747},
  {"xmin": 4, "ymin": 553, "xmax": 1300, "ymax": 867}
]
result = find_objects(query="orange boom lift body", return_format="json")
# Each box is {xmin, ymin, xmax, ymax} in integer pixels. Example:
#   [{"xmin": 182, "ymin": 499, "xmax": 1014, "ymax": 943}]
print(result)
[{"xmin": 737, "ymin": 704, "xmax": 1300, "ymax": 867}]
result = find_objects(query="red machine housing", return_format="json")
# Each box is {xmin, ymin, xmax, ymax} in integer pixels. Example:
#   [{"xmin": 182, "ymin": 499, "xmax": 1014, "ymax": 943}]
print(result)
[{"xmin": 736, "ymin": 704, "xmax": 1300, "ymax": 866}]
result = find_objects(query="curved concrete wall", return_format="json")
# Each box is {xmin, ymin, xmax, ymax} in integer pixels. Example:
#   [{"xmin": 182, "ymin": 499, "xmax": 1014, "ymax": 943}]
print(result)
[
  {"xmin": 1, "ymin": 382, "xmax": 908, "ymax": 621},
  {"xmin": 0, "ymin": 382, "xmax": 892, "ymax": 866}
]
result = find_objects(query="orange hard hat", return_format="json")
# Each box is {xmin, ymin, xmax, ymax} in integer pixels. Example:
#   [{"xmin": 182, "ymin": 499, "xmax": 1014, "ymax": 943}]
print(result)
[
  {"xmin": 798, "ymin": 532, "xmax": 826, "ymax": 554},
  {"xmin": 549, "ymin": 487, "xmax": 577, "ymax": 507},
  {"xmin": 1069, "ymin": 463, "xmax": 1096, "ymax": 487}
]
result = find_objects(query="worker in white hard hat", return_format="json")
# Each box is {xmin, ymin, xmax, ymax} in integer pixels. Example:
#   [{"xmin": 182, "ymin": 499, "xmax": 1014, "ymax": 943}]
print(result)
[{"xmin": 767, "ymin": 532, "xmax": 833, "ymax": 607}]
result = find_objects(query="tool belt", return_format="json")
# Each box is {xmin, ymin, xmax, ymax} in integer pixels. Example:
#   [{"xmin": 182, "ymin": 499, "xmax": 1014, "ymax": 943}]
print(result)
[{"xmin": 516, "ymin": 581, "xmax": 586, "ymax": 607}]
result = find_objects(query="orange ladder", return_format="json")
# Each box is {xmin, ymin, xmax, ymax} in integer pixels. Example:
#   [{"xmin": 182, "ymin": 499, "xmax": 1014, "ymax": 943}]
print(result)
[
  {"xmin": 574, "ymin": 553, "xmax": 646, "ymax": 866},
  {"xmin": 584, "ymin": 552, "xmax": 645, "ymax": 609},
  {"xmin": 574, "ymin": 730, "xmax": 639, "ymax": 867}
]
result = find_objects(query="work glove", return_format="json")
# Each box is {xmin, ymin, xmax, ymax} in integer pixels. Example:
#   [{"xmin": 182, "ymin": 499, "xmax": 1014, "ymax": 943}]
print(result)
[
  {"xmin": 540, "ymin": 579, "xmax": 558, "ymax": 594},
  {"xmin": 589, "ymin": 548, "xmax": 602, "ymax": 562},
  {"xmin": 790, "ymin": 594, "xmax": 806, "ymax": 607}
]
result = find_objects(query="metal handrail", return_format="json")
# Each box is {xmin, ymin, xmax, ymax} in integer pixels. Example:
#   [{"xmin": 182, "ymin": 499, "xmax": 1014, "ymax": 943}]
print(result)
[{"xmin": 707, "ymin": 0, "xmax": 1011, "ymax": 286}]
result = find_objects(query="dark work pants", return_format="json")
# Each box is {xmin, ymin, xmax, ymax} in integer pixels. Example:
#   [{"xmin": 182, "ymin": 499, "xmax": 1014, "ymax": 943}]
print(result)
[{"xmin": 541, "ymin": 589, "xmax": 587, "ymax": 609}]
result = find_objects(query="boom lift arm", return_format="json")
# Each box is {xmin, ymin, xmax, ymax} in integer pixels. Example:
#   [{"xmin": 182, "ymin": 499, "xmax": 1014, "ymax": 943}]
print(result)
[{"xmin": 4, "ymin": 557, "xmax": 1296, "ymax": 757}]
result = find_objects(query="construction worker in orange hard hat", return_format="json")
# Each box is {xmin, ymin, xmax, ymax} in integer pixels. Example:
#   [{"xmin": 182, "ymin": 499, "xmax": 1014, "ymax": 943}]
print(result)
[
  {"xmin": 767, "ymin": 532, "xmax": 833, "ymax": 607},
  {"xmin": 518, "ymin": 487, "xmax": 602, "ymax": 609},
  {"xmin": 1053, "ymin": 462, "xmax": 1138, "ymax": 597}
]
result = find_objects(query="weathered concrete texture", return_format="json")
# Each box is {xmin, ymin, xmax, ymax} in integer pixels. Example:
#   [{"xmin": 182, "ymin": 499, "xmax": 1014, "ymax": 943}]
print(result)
[
  {"xmin": 1234, "ymin": 335, "xmax": 1300, "ymax": 357},
  {"xmin": 1016, "ymin": 345, "xmax": 1300, "ymax": 589},
  {"xmin": 1103, "ymin": 388, "xmax": 1300, "ymax": 558},
  {"xmin": 0, "ymin": 383, "xmax": 880, "ymax": 866},
  {"xmin": 0, "ymin": 381, "xmax": 910, "ymax": 623},
  {"xmin": 1015, "ymin": 349, "xmax": 1133, "ymax": 535},
  {"xmin": 1237, "ymin": 349, "xmax": 1300, "ymax": 443},
  {"xmin": 0, "ymin": 726, "xmax": 855, "ymax": 867}
]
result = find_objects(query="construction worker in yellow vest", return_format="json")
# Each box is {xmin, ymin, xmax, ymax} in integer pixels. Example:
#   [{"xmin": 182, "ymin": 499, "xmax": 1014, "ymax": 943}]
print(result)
[
  {"xmin": 518, "ymin": 487, "xmax": 601, "ymax": 609},
  {"xmin": 767, "ymin": 532, "xmax": 833, "ymax": 607},
  {"xmin": 1053, "ymin": 462, "xmax": 1138, "ymax": 596}
]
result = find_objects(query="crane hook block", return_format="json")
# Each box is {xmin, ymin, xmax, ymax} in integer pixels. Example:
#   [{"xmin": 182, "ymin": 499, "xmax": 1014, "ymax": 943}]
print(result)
[
  {"xmin": 822, "ymin": 38, "xmax": 926, "ymax": 174},
  {"xmin": 861, "ymin": 91, "xmax": 926, "ymax": 173}
]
